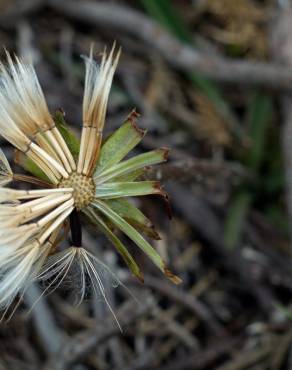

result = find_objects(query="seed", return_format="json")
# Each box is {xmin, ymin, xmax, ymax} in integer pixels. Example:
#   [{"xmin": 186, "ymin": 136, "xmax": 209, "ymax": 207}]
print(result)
[{"xmin": 58, "ymin": 172, "xmax": 95, "ymax": 210}]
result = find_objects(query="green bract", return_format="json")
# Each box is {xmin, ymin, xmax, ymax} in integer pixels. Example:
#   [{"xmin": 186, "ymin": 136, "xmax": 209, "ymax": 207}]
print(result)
[{"xmin": 58, "ymin": 110, "xmax": 181, "ymax": 285}]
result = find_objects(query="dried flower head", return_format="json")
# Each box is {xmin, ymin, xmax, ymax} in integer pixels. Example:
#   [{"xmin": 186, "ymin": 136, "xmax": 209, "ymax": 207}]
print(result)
[{"xmin": 0, "ymin": 45, "xmax": 181, "ymax": 320}]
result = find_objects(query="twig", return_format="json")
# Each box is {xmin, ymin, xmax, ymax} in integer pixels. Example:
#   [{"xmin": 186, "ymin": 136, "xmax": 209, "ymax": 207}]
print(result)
[
  {"xmin": 166, "ymin": 182, "xmax": 276, "ymax": 313},
  {"xmin": 156, "ymin": 336, "xmax": 242, "ymax": 370},
  {"xmin": 270, "ymin": 7, "xmax": 292, "ymax": 252},
  {"xmin": 25, "ymin": 284, "xmax": 64, "ymax": 355},
  {"xmin": 152, "ymin": 305, "xmax": 199, "ymax": 349},
  {"xmin": 47, "ymin": 0, "xmax": 292, "ymax": 90},
  {"xmin": 43, "ymin": 299, "xmax": 154, "ymax": 370},
  {"xmin": 147, "ymin": 159, "xmax": 252, "ymax": 184},
  {"xmin": 270, "ymin": 329, "xmax": 292, "ymax": 370},
  {"xmin": 215, "ymin": 343, "xmax": 272, "ymax": 370},
  {"xmin": 133, "ymin": 274, "xmax": 225, "ymax": 335},
  {"xmin": 0, "ymin": 0, "xmax": 44, "ymax": 23}
]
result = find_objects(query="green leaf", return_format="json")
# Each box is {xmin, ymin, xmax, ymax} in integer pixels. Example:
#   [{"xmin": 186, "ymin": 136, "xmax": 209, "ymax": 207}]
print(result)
[
  {"xmin": 91, "ymin": 198, "xmax": 163, "ymax": 269},
  {"xmin": 246, "ymin": 92, "xmax": 273, "ymax": 171},
  {"xmin": 275, "ymin": 303, "xmax": 292, "ymax": 321},
  {"xmin": 54, "ymin": 111, "xmax": 80, "ymax": 158},
  {"xmin": 140, "ymin": 0, "xmax": 192, "ymax": 43},
  {"xmin": 113, "ymin": 168, "xmax": 145, "ymax": 182},
  {"xmin": 139, "ymin": 0, "xmax": 242, "ymax": 140},
  {"xmin": 105, "ymin": 198, "xmax": 161, "ymax": 240},
  {"xmin": 95, "ymin": 181, "xmax": 164, "ymax": 199},
  {"xmin": 94, "ymin": 148, "xmax": 169, "ymax": 184},
  {"xmin": 223, "ymin": 92, "xmax": 273, "ymax": 249},
  {"xmin": 14, "ymin": 151, "xmax": 51, "ymax": 182},
  {"xmin": 91, "ymin": 199, "xmax": 181, "ymax": 284},
  {"xmin": 224, "ymin": 191, "xmax": 252, "ymax": 249},
  {"xmin": 84, "ymin": 207, "xmax": 144, "ymax": 282},
  {"xmin": 95, "ymin": 111, "xmax": 146, "ymax": 176}
]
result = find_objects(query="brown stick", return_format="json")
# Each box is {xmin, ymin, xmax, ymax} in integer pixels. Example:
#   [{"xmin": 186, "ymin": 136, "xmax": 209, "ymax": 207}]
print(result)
[
  {"xmin": 133, "ymin": 274, "xmax": 225, "ymax": 335},
  {"xmin": 270, "ymin": 7, "xmax": 292, "ymax": 252},
  {"xmin": 47, "ymin": 0, "xmax": 292, "ymax": 90},
  {"xmin": 147, "ymin": 159, "xmax": 252, "ymax": 184},
  {"xmin": 43, "ymin": 299, "xmax": 153, "ymax": 370},
  {"xmin": 13, "ymin": 173, "xmax": 53, "ymax": 188}
]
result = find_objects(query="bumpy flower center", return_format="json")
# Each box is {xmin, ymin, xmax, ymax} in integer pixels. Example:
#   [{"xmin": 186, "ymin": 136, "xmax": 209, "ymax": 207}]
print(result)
[{"xmin": 58, "ymin": 172, "xmax": 95, "ymax": 210}]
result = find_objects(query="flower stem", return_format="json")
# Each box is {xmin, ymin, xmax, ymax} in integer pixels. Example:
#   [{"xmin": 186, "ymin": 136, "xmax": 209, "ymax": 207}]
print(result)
[{"xmin": 70, "ymin": 208, "xmax": 82, "ymax": 247}]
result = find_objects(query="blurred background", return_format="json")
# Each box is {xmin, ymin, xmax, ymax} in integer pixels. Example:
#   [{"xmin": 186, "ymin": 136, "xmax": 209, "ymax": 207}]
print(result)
[{"xmin": 1, "ymin": 0, "xmax": 292, "ymax": 369}]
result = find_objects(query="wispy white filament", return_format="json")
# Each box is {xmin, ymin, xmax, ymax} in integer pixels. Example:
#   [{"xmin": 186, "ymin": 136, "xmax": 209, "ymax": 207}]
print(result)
[
  {"xmin": 0, "ymin": 241, "xmax": 52, "ymax": 310},
  {"xmin": 38, "ymin": 246, "xmax": 123, "ymax": 330},
  {"xmin": 0, "ymin": 52, "xmax": 55, "ymax": 133},
  {"xmin": 82, "ymin": 45, "xmax": 120, "ymax": 130},
  {"xmin": 78, "ymin": 44, "xmax": 120, "ymax": 175},
  {"xmin": 0, "ymin": 52, "xmax": 76, "ymax": 175},
  {"xmin": 0, "ymin": 149, "xmax": 13, "ymax": 186},
  {"xmin": 0, "ymin": 188, "xmax": 74, "ymax": 309}
]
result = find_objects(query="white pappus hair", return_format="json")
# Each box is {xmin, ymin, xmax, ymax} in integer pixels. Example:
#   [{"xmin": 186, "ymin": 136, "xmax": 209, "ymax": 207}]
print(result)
[{"xmin": 37, "ymin": 246, "xmax": 128, "ymax": 330}]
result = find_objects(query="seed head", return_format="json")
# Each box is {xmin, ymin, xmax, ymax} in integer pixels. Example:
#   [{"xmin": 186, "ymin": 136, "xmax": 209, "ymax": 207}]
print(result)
[
  {"xmin": 0, "ymin": 44, "xmax": 180, "ymax": 323},
  {"xmin": 59, "ymin": 172, "xmax": 95, "ymax": 210}
]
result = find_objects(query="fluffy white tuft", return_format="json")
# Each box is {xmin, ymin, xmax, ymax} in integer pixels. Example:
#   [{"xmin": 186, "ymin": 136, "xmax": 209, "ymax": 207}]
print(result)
[
  {"xmin": 78, "ymin": 44, "xmax": 120, "ymax": 175},
  {"xmin": 82, "ymin": 44, "xmax": 120, "ymax": 131},
  {"xmin": 0, "ymin": 148, "xmax": 13, "ymax": 186},
  {"xmin": 37, "ymin": 246, "xmax": 124, "ymax": 329},
  {"xmin": 0, "ymin": 104, "xmax": 31, "ymax": 152},
  {"xmin": 0, "ymin": 241, "xmax": 52, "ymax": 311},
  {"xmin": 0, "ymin": 189, "xmax": 74, "ymax": 310},
  {"xmin": 0, "ymin": 52, "xmax": 54, "ymax": 136},
  {"xmin": 0, "ymin": 53, "xmax": 75, "ymax": 178}
]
